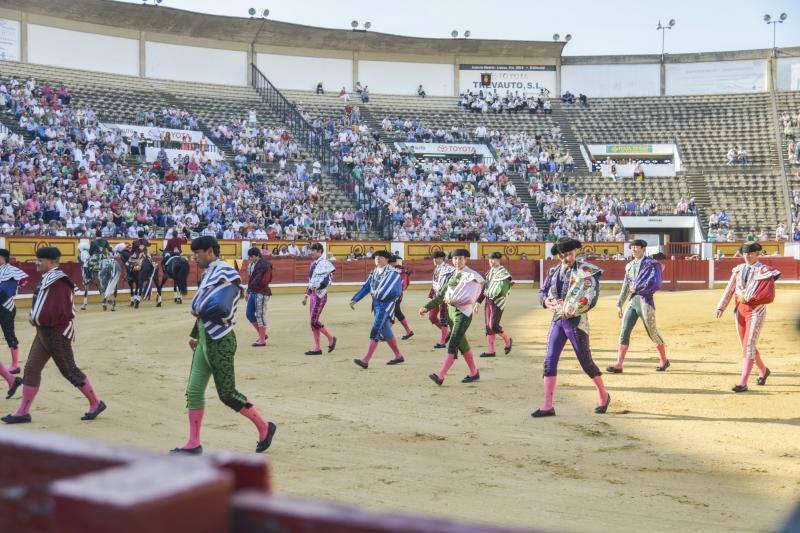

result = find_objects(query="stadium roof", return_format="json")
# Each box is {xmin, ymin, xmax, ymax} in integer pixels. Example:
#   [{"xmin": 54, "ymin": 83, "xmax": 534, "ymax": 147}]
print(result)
[{"xmin": 1, "ymin": 0, "xmax": 567, "ymax": 58}]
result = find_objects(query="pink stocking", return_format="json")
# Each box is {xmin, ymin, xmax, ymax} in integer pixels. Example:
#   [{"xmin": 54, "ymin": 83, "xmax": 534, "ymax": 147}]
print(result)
[
  {"xmin": 462, "ymin": 350, "xmax": 478, "ymax": 377},
  {"xmin": 542, "ymin": 376, "xmax": 557, "ymax": 410},
  {"xmin": 240, "ymin": 405, "xmax": 269, "ymax": 441},
  {"xmin": 10, "ymin": 346, "xmax": 19, "ymax": 371},
  {"xmin": 257, "ymin": 326, "xmax": 267, "ymax": 344},
  {"xmin": 183, "ymin": 409, "xmax": 204, "ymax": 449},
  {"xmin": 0, "ymin": 362, "xmax": 13, "ymax": 388},
  {"xmin": 592, "ymin": 376, "xmax": 609, "ymax": 405},
  {"xmin": 439, "ymin": 327, "xmax": 449, "ymax": 344},
  {"xmin": 487, "ymin": 334, "xmax": 496, "ymax": 353},
  {"xmin": 362, "ymin": 340, "xmax": 379, "ymax": 363},
  {"xmin": 437, "ymin": 354, "xmax": 456, "ymax": 379},
  {"xmin": 319, "ymin": 326, "xmax": 334, "ymax": 344},
  {"xmin": 738, "ymin": 358, "xmax": 755, "ymax": 387},
  {"xmin": 78, "ymin": 378, "xmax": 100, "ymax": 411},
  {"xmin": 656, "ymin": 344, "xmax": 667, "ymax": 366},
  {"xmin": 250, "ymin": 321, "xmax": 260, "ymax": 334},
  {"xmin": 312, "ymin": 329, "xmax": 321, "ymax": 351},
  {"xmin": 499, "ymin": 332, "xmax": 511, "ymax": 348},
  {"xmin": 400, "ymin": 319, "xmax": 412, "ymax": 335},
  {"xmin": 386, "ymin": 337, "xmax": 402, "ymax": 359},
  {"xmin": 13, "ymin": 385, "xmax": 38, "ymax": 416},
  {"xmin": 614, "ymin": 345, "xmax": 629, "ymax": 369}
]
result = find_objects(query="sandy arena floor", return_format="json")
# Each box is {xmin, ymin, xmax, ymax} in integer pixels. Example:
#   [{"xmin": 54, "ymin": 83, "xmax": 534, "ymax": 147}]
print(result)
[{"xmin": 2, "ymin": 287, "xmax": 799, "ymax": 532}]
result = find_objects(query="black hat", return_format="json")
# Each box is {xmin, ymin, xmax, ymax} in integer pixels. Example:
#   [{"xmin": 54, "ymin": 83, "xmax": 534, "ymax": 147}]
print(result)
[
  {"xmin": 739, "ymin": 242, "xmax": 762, "ymax": 254},
  {"xmin": 36, "ymin": 247, "xmax": 61, "ymax": 260},
  {"xmin": 489, "ymin": 252, "xmax": 502, "ymax": 260},
  {"xmin": 373, "ymin": 250, "xmax": 392, "ymax": 260},
  {"xmin": 555, "ymin": 237, "xmax": 581, "ymax": 254},
  {"xmin": 451, "ymin": 248, "xmax": 470, "ymax": 258},
  {"xmin": 631, "ymin": 239, "xmax": 648, "ymax": 248},
  {"xmin": 432, "ymin": 251, "xmax": 447, "ymax": 259},
  {"xmin": 247, "ymin": 247, "xmax": 262, "ymax": 258},
  {"xmin": 550, "ymin": 243, "xmax": 559, "ymax": 256},
  {"xmin": 387, "ymin": 254, "xmax": 398, "ymax": 263},
  {"xmin": 0, "ymin": 249, "xmax": 9, "ymax": 260},
  {"xmin": 190, "ymin": 236, "xmax": 219, "ymax": 253}
]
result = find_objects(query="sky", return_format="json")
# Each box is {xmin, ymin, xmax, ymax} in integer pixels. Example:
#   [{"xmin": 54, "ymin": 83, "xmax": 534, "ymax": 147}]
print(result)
[{"xmin": 112, "ymin": 0, "xmax": 800, "ymax": 56}]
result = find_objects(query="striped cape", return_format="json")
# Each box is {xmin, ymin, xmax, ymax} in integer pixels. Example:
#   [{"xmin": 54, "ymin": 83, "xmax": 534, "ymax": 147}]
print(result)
[
  {"xmin": 0, "ymin": 263, "xmax": 28, "ymax": 312},
  {"xmin": 485, "ymin": 265, "xmax": 512, "ymax": 310},
  {"xmin": 191, "ymin": 260, "xmax": 242, "ymax": 340}
]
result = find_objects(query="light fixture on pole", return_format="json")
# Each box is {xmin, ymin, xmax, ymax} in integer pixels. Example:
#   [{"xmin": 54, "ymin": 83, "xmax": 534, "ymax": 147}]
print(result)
[
  {"xmin": 656, "ymin": 18, "xmax": 676, "ymax": 61},
  {"xmin": 351, "ymin": 20, "xmax": 371, "ymax": 32},
  {"xmin": 451, "ymin": 30, "xmax": 471, "ymax": 39},
  {"xmin": 552, "ymin": 33, "xmax": 572, "ymax": 43},
  {"xmin": 764, "ymin": 13, "xmax": 788, "ymax": 56}
]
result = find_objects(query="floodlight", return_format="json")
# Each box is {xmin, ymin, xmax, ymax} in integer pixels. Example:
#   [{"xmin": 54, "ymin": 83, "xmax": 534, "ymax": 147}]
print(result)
[
  {"xmin": 364, "ymin": 22, "xmax": 371, "ymax": 29},
  {"xmin": 351, "ymin": 20, "xmax": 359, "ymax": 29},
  {"xmin": 764, "ymin": 14, "xmax": 771, "ymax": 22},
  {"xmin": 248, "ymin": 7, "xmax": 256, "ymax": 16},
  {"xmin": 668, "ymin": 19, "xmax": 675, "ymax": 27},
  {"xmin": 552, "ymin": 33, "xmax": 560, "ymax": 41},
  {"xmin": 564, "ymin": 34, "xmax": 572, "ymax": 41},
  {"xmin": 451, "ymin": 30, "xmax": 458, "ymax": 38},
  {"xmin": 464, "ymin": 30, "xmax": 471, "ymax": 38},
  {"xmin": 263, "ymin": 9, "xmax": 270, "ymax": 17},
  {"xmin": 780, "ymin": 13, "xmax": 788, "ymax": 21}
]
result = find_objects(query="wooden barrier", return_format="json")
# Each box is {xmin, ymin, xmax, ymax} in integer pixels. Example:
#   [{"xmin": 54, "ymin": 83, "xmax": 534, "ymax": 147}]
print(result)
[
  {"xmin": 714, "ymin": 257, "xmax": 800, "ymax": 282},
  {"xmin": 404, "ymin": 242, "xmax": 468, "ymax": 260},
  {"xmin": 713, "ymin": 241, "xmax": 785, "ymax": 257},
  {"xmin": 478, "ymin": 242, "xmax": 546, "ymax": 260},
  {"xmin": 0, "ymin": 429, "xmax": 535, "ymax": 533},
  {"xmin": 6, "ymin": 236, "xmax": 80, "ymax": 262}
]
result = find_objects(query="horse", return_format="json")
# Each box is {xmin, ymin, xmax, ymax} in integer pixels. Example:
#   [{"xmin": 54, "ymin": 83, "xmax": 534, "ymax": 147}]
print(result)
[
  {"xmin": 79, "ymin": 251, "xmax": 121, "ymax": 311},
  {"xmin": 156, "ymin": 253, "xmax": 190, "ymax": 307},
  {"xmin": 119, "ymin": 249, "xmax": 158, "ymax": 309}
]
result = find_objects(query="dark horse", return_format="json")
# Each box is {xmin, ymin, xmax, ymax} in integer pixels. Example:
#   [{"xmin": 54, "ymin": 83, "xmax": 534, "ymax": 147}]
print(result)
[
  {"xmin": 119, "ymin": 249, "xmax": 158, "ymax": 309},
  {"xmin": 156, "ymin": 254, "xmax": 190, "ymax": 306}
]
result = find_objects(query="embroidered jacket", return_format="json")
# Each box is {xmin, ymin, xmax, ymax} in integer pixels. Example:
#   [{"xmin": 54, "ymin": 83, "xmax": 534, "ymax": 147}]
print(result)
[
  {"xmin": 307, "ymin": 257, "xmax": 336, "ymax": 297},
  {"xmin": 540, "ymin": 260, "xmax": 602, "ymax": 319},
  {"xmin": 425, "ymin": 267, "xmax": 485, "ymax": 316},
  {"xmin": 617, "ymin": 256, "xmax": 662, "ymax": 309},
  {"xmin": 717, "ymin": 261, "xmax": 780, "ymax": 312},
  {"xmin": 477, "ymin": 265, "xmax": 513, "ymax": 310},
  {"xmin": 247, "ymin": 257, "xmax": 273, "ymax": 296},
  {"xmin": 29, "ymin": 268, "xmax": 76, "ymax": 340}
]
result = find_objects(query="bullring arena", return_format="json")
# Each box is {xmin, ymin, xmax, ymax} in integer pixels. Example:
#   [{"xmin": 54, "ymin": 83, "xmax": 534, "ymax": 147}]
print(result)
[{"xmin": 0, "ymin": 0, "xmax": 799, "ymax": 531}]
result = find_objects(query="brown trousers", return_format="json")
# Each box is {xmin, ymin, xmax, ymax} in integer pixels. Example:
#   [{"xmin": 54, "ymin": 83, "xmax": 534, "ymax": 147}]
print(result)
[{"xmin": 23, "ymin": 327, "xmax": 86, "ymax": 388}]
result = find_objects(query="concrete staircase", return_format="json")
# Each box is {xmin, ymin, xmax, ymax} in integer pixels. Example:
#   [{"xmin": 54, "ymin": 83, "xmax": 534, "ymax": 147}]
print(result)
[
  {"xmin": 508, "ymin": 171, "xmax": 548, "ymax": 233},
  {"xmin": 548, "ymin": 102, "xmax": 589, "ymax": 174},
  {"xmin": 684, "ymin": 171, "xmax": 711, "ymax": 236}
]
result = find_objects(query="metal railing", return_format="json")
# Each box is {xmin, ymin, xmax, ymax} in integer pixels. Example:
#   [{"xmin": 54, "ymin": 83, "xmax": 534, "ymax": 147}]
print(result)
[{"xmin": 250, "ymin": 64, "xmax": 388, "ymax": 238}]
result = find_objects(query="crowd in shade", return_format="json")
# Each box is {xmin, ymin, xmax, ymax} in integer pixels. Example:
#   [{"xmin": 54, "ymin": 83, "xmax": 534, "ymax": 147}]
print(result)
[
  {"xmin": 533, "ymin": 190, "xmax": 625, "ymax": 243},
  {"xmin": 0, "ymin": 76, "xmax": 364, "ymax": 240},
  {"xmin": 459, "ymin": 90, "xmax": 553, "ymax": 114},
  {"xmin": 135, "ymin": 107, "xmax": 198, "ymax": 131}
]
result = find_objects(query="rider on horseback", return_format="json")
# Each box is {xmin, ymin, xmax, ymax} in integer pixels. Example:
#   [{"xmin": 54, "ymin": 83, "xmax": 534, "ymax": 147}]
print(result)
[
  {"xmin": 163, "ymin": 226, "xmax": 191, "ymax": 262},
  {"xmin": 129, "ymin": 230, "xmax": 150, "ymax": 272},
  {"xmin": 84, "ymin": 237, "xmax": 113, "ymax": 276}
]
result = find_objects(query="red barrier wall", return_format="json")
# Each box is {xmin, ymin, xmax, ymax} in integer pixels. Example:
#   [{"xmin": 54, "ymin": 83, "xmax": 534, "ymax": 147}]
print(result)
[{"xmin": 714, "ymin": 257, "xmax": 800, "ymax": 281}]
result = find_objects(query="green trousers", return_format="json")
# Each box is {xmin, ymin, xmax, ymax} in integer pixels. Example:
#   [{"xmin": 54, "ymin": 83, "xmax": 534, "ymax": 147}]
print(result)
[
  {"xmin": 619, "ymin": 296, "xmax": 664, "ymax": 346},
  {"xmin": 185, "ymin": 321, "xmax": 248, "ymax": 411},
  {"xmin": 446, "ymin": 307, "xmax": 472, "ymax": 356}
]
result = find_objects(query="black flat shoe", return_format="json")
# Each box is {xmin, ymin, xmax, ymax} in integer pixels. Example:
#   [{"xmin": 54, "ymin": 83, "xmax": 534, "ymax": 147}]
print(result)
[
  {"xmin": 480, "ymin": 352, "xmax": 496, "ymax": 358},
  {"xmin": 304, "ymin": 350, "xmax": 322, "ymax": 356},
  {"xmin": 6, "ymin": 377, "xmax": 22, "ymax": 399},
  {"xmin": 353, "ymin": 358, "xmax": 368, "ymax": 369},
  {"xmin": 756, "ymin": 368, "xmax": 771, "ymax": 386},
  {"xmin": 386, "ymin": 357, "xmax": 405, "ymax": 365},
  {"xmin": 1, "ymin": 413, "xmax": 31, "ymax": 424},
  {"xmin": 531, "ymin": 408, "xmax": 556, "ymax": 418},
  {"xmin": 429, "ymin": 373, "xmax": 443, "ymax": 386},
  {"xmin": 656, "ymin": 360, "xmax": 670, "ymax": 372},
  {"xmin": 433, "ymin": 343, "xmax": 447, "ymax": 349},
  {"xmin": 595, "ymin": 393, "xmax": 611, "ymax": 414},
  {"xmin": 504, "ymin": 339, "xmax": 513, "ymax": 355},
  {"xmin": 9, "ymin": 367, "xmax": 19, "ymax": 375},
  {"xmin": 606, "ymin": 366, "xmax": 623, "ymax": 374},
  {"xmin": 401, "ymin": 332, "xmax": 414, "ymax": 340},
  {"xmin": 732, "ymin": 385, "xmax": 748, "ymax": 393},
  {"xmin": 169, "ymin": 445, "xmax": 203, "ymax": 455},
  {"xmin": 327, "ymin": 337, "xmax": 337, "ymax": 353},
  {"xmin": 251, "ymin": 342, "xmax": 266, "ymax": 347},
  {"xmin": 461, "ymin": 372, "xmax": 480, "ymax": 383},
  {"xmin": 256, "ymin": 422, "xmax": 277, "ymax": 453},
  {"xmin": 81, "ymin": 401, "xmax": 106, "ymax": 421}
]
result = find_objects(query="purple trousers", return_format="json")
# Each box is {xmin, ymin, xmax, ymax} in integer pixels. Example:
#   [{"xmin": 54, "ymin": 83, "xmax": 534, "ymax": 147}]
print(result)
[{"xmin": 543, "ymin": 317, "xmax": 601, "ymax": 378}]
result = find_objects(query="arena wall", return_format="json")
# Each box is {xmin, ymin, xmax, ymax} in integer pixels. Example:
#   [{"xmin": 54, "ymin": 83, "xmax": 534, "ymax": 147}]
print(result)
[
  {"xmin": 777, "ymin": 56, "xmax": 800, "ymax": 91},
  {"xmin": 27, "ymin": 24, "xmax": 138, "ymax": 77},
  {"xmin": 145, "ymin": 41, "xmax": 248, "ymax": 86},
  {"xmin": 561, "ymin": 64, "xmax": 661, "ymax": 97},
  {"xmin": 256, "ymin": 53, "xmax": 353, "ymax": 92},
  {"xmin": 357, "ymin": 60, "xmax": 454, "ymax": 96},
  {"xmin": 665, "ymin": 59, "xmax": 768, "ymax": 95}
]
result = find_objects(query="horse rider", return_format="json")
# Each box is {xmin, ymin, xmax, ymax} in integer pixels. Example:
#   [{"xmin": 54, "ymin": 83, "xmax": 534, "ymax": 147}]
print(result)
[
  {"xmin": 129, "ymin": 230, "xmax": 151, "ymax": 273},
  {"xmin": 163, "ymin": 226, "xmax": 191, "ymax": 262}
]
